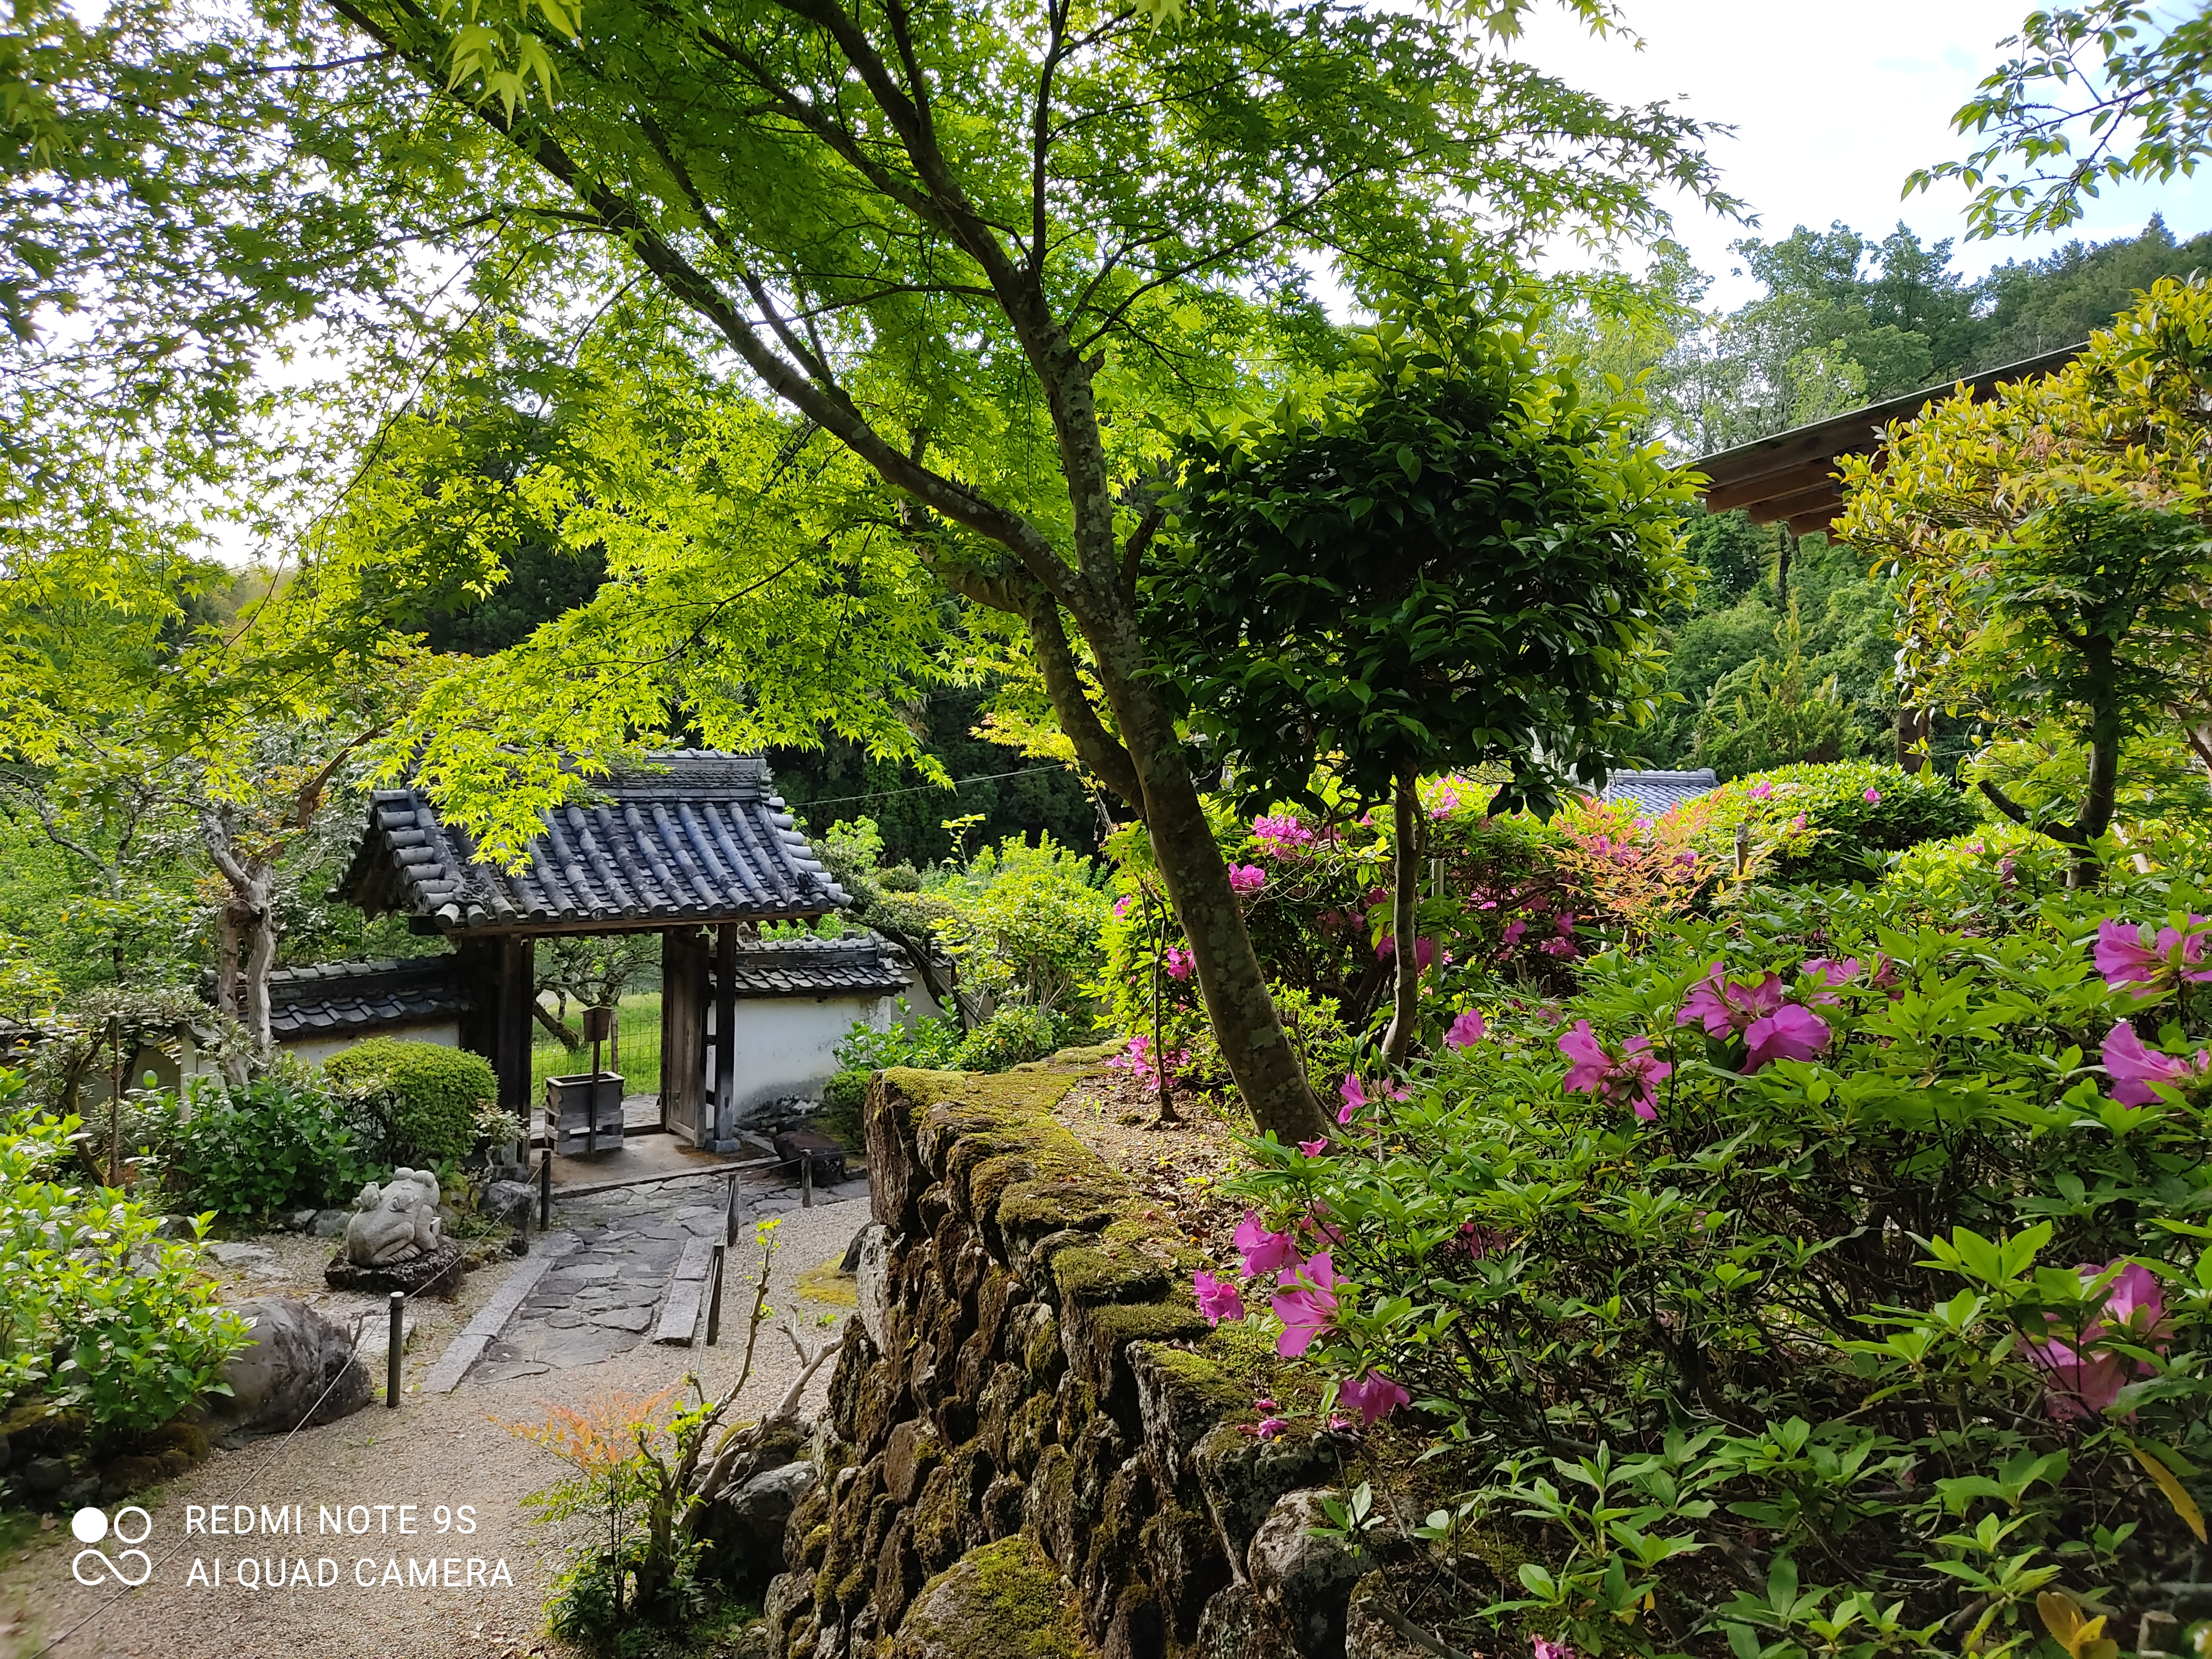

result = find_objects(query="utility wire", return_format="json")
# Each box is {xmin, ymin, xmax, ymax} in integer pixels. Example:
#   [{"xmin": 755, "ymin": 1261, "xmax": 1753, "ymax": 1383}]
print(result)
[{"xmin": 792, "ymin": 760, "xmax": 1077, "ymax": 811}]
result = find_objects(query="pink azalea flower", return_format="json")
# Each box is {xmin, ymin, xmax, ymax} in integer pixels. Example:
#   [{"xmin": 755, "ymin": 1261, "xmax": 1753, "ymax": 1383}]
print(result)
[
  {"xmin": 1863, "ymin": 787, "xmax": 1882, "ymax": 804},
  {"xmin": 1108, "ymin": 1034, "xmax": 1189, "ymax": 1094},
  {"xmin": 1446, "ymin": 1009, "xmax": 1487, "ymax": 1049},
  {"xmin": 2101, "ymin": 1020, "xmax": 2212, "ymax": 1105},
  {"xmin": 1501, "ymin": 919, "xmax": 1528, "ymax": 948},
  {"xmin": 1533, "ymin": 1638, "xmax": 1577, "ymax": 1659},
  {"xmin": 2094, "ymin": 916, "xmax": 2212, "ymax": 992},
  {"xmin": 1251, "ymin": 815, "xmax": 1313, "ymax": 856},
  {"xmin": 1791, "ymin": 813, "xmax": 1808, "ymax": 832},
  {"xmin": 1337, "ymin": 1372, "xmax": 1412, "ymax": 1427},
  {"xmin": 1743, "ymin": 1003, "xmax": 1832, "ymax": 1071},
  {"xmin": 1227, "ymin": 863, "xmax": 1267, "ymax": 896},
  {"xmin": 1113, "ymin": 894, "xmax": 1134, "ymax": 918},
  {"xmin": 1677, "ymin": 964, "xmax": 1783, "ymax": 1039},
  {"xmin": 1558, "ymin": 1020, "xmax": 1671, "ymax": 1120},
  {"xmin": 1800, "ymin": 957, "xmax": 1862, "ymax": 1006},
  {"xmin": 1747, "ymin": 783, "xmax": 1774, "ymax": 802},
  {"xmin": 1538, "ymin": 936, "xmax": 1576, "ymax": 958},
  {"xmin": 1297, "ymin": 1137, "xmax": 1328, "ymax": 1157},
  {"xmin": 1271, "ymin": 1253, "xmax": 1340, "ymax": 1358},
  {"xmin": 1337, "ymin": 1072, "xmax": 1367, "ymax": 1124},
  {"xmin": 1164, "ymin": 946, "xmax": 1193, "ymax": 981},
  {"xmin": 1193, "ymin": 1270, "xmax": 1245, "ymax": 1327},
  {"xmin": 2027, "ymin": 1259, "xmax": 2171, "ymax": 1420},
  {"xmin": 1252, "ymin": 1415, "xmax": 1288, "ymax": 1440},
  {"xmin": 1233, "ymin": 1211, "xmax": 1301, "ymax": 1276}
]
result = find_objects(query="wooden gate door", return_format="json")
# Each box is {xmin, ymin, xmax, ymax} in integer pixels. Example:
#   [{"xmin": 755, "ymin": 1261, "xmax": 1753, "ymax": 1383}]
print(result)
[{"xmin": 660, "ymin": 928, "xmax": 708, "ymax": 1145}]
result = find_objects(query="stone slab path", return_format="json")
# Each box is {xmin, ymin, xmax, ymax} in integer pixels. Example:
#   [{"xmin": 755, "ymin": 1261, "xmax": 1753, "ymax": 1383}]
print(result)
[{"xmin": 448, "ymin": 1166, "xmax": 870, "ymax": 1388}]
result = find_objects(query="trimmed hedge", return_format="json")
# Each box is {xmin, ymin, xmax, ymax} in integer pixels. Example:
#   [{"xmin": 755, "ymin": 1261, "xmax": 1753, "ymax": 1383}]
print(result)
[
  {"xmin": 1697, "ymin": 759, "xmax": 1983, "ymax": 884},
  {"xmin": 323, "ymin": 1037, "xmax": 495, "ymax": 1167}
]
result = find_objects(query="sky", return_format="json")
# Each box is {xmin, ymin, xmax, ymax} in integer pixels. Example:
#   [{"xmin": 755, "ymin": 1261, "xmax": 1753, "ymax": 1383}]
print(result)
[{"xmin": 1509, "ymin": 0, "xmax": 2212, "ymax": 307}]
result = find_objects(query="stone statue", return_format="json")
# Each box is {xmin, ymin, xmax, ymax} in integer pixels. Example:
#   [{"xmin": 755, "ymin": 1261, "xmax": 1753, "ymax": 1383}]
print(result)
[{"xmin": 342, "ymin": 1168, "xmax": 445, "ymax": 1267}]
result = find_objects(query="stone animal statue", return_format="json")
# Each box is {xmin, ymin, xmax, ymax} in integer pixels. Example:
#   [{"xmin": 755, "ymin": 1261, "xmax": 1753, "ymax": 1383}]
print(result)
[{"xmin": 342, "ymin": 1168, "xmax": 444, "ymax": 1266}]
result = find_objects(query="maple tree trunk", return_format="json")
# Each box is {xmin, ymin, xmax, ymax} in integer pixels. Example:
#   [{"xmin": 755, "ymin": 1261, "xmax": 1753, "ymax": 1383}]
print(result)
[{"xmin": 1090, "ymin": 640, "xmax": 1330, "ymax": 1147}]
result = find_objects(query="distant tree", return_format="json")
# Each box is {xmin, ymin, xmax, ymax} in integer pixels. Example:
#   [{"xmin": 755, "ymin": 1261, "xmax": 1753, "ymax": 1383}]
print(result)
[{"xmin": 1840, "ymin": 276, "xmax": 2212, "ymax": 882}]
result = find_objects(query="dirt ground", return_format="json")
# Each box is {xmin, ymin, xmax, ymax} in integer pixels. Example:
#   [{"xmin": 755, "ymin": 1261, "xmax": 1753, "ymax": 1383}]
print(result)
[
  {"xmin": 0, "ymin": 1194, "xmax": 873, "ymax": 1659},
  {"xmin": 1048, "ymin": 1067, "xmax": 1244, "ymax": 1259}
]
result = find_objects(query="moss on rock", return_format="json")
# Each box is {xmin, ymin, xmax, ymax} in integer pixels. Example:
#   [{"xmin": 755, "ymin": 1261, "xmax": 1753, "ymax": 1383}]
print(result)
[{"xmin": 889, "ymin": 1536, "xmax": 1094, "ymax": 1659}]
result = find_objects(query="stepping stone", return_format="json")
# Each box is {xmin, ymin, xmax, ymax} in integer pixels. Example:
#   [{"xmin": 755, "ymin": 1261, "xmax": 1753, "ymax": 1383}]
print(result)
[
  {"xmin": 526, "ymin": 1327, "xmax": 637, "ymax": 1369},
  {"xmin": 592, "ymin": 1306, "xmax": 655, "ymax": 1332},
  {"xmin": 653, "ymin": 1238, "xmax": 716, "ymax": 1347},
  {"xmin": 420, "ymin": 1234, "xmax": 573, "ymax": 1394},
  {"xmin": 543, "ymin": 1311, "xmax": 586, "ymax": 1328},
  {"xmin": 571, "ymin": 1263, "xmax": 619, "ymax": 1281},
  {"xmin": 470, "ymin": 1361, "xmax": 551, "ymax": 1383}
]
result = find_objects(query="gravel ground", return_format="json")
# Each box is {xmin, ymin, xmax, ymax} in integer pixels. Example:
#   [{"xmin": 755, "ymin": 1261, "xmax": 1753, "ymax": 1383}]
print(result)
[{"xmin": 0, "ymin": 1193, "xmax": 873, "ymax": 1659}]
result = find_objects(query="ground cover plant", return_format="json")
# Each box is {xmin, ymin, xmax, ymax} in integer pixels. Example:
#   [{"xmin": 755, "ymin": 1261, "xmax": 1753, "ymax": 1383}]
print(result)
[{"xmin": 0, "ymin": 1077, "xmax": 246, "ymax": 1442}]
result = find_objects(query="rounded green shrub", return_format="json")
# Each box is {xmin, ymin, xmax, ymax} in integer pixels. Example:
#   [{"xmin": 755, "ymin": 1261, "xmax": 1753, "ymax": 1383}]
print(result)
[
  {"xmin": 1698, "ymin": 760, "xmax": 1983, "ymax": 884},
  {"xmin": 323, "ymin": 1038, "xmax": 496, "ymax": 1167}
]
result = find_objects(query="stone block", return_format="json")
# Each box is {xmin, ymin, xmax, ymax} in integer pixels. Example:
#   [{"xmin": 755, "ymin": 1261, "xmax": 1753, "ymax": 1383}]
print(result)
[
  {"xmin": 324, "ymin": 1238, "xmax": 466, "ymax": 1298},
  {"xmin": 1249, "ymin": 1489, "xmax": 1365, "ymax": 1659}
]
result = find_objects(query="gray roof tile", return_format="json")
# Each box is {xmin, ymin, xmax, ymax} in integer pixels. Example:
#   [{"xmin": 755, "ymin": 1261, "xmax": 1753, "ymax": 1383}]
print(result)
[{"xmin": 337, "ymin": 752, "xmax": 847, "ymax": 934}]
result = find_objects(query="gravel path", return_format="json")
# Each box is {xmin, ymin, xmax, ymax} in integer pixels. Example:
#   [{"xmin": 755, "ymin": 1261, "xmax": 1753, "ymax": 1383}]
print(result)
[{"xmin": 0, "ymin": 1190, "xmax": 872, "ymax": 1659}]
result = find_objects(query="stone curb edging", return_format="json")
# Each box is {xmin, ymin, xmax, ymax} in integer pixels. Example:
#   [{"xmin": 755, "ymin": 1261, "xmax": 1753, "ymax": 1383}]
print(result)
[{"xmin": 420, "ymin": 1233, "xmax": 575, "ymax": 1394}]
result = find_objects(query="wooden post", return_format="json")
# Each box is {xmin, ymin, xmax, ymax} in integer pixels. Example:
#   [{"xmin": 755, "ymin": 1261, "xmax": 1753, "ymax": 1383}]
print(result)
[
  {"xmin": 713, "ymin": 923, "xmax": 737, "ymax": 1147},
  {"xmin": 495, "ymin": 936, "xmax": 534, "ymax": 1129},
  {"xmin": 539, "ymin": 1148, "xmax": 552, "ymax": 1231},
  {"xmin": 705, "ymin": 1243, "xmax": 725, "ymax": 1346},
  {"xmin": 385, "ymin": 1293, "xmax": 403, "ymax": 1408},
  {"xmin": 801, "ymin": 1152, "xmax": 813, "ymax": 1209},
  {"xmin": 724, "ymin": 1170, "xmax": 740, "ymax": 1246}
]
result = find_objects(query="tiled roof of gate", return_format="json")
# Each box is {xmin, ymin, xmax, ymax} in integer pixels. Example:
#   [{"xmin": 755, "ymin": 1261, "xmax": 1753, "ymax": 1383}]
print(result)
[
  {"xmin": 727, "ymin": 936, "xmax": 910, "ymax": 998},
  {"xmin": 1599, "ymin": 769, "xmax": 1721, "ymax": 815},
  {"xmin": 202, "ymin": 956, "xmax": 471, "ymax": 1041},
  {"xmin": 337, "ymin": 752, "xmax": 847, "ymax": 934}
]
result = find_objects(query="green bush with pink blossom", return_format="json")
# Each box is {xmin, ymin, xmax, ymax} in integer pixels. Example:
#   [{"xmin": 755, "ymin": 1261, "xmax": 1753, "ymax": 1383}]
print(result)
[{"xmin": 1202, "ymin": 872, "xmax": 2212, "ymax": 1659}]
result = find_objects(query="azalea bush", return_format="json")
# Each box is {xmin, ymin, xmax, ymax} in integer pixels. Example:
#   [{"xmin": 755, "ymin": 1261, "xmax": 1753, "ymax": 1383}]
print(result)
[
  {"xmin": 1100, "ymin": 762, "xmax": 1978, "ymax": 1093},
  {"xmin": 1206, "ymin": 881, "xmax": 2212, "ymax": 1659}
]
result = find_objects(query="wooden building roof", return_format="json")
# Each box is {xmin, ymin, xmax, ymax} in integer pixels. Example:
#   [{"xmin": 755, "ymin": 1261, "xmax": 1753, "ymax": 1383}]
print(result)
[
  {"xmin": 1692, "ymin": 343, "xmax": 2084, "ymax": 535},
  {"xmin": 337, "ymin": 752, "xmax": 849, "ymax": 936}
]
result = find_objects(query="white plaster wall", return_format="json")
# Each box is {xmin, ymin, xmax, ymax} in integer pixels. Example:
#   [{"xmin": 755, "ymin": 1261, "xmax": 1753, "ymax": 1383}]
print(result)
[
  {"xmin": 285, "ymin": 1019, "xmax": 461, "ymax": 1071},
  {"xmin": 719, "ymin": 994, "xmax": 890, "ymax": 1115}
]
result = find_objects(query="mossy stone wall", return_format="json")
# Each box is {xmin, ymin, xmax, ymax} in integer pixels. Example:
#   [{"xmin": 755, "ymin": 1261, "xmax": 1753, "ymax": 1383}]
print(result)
[{"xmin": 759, "ymin": 1061, "xmax": 1347, "ymax": 1659}]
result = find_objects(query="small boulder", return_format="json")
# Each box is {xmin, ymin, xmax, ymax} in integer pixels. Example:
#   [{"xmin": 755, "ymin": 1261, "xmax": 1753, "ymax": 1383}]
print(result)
[
  {"xmin": 208, "ymin": 1298, "xmax": 374, "ymax": 1434},
  {"xmin": 483, "ymin": 1180, "xmax": 535, "ymax": 1229},
  {"xmin": 772, "ymin": 1126, "xmax": 847, "ymax": 1186},
  {"xmin": 310, "ymin": 1209, "xmax": 351, "ymax": 1238},
  {"xmin": 20, "ymin": 1454, "xmax": 67, "ymax": 1496},
  {"xmin": 99, "ymin": 1455, "xmax": 161, "ymax": 1500},
  {"xmin": 1249, "ymin": 1489, "xmax": 1366, "ymax": 1659},
  {"xmin": 840, "ymin": 1223, "xmax": 871, "ymax": 1274},
  {"xmin": 58, "ymin": 1475, "xmax": 101, "ymax": 1509},
  {"xmin": 324, "ymin": 1238, "xmax": 465, "ymax": 1297},
  {"xmin": 154, "ymin": 1215, "xmax": 200, "ymax": 1241},
  {"xmin": 285, "ymin": 1209, "xmax": 319, "ymax": 1233},
  {"xmin": 719, "ymin": 1462, "xmax": 819, "ymax": 1578},
  {"xmin": 206, "ymin": 1241, "xmax": 278, "ymax": 1269}
]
